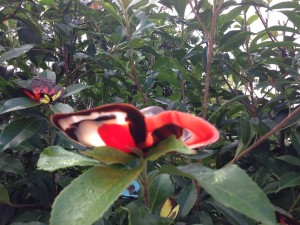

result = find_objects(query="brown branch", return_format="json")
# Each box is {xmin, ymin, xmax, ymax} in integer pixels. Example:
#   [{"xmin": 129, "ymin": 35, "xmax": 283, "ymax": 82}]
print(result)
[
  {"xmin": 202, "ymin": 0, "xmax": 225, "ymax": 119},
  {"xmin": 229, "ymin": 106, "xmax": 300, "ymax": 164},
  {"xmin": 130, "ymin": 49, "xmax": 148, "ymax": 104},
  {"xmin": 0, "ymin": 0, "xmax": 24, "ymax": 23},
  {"xmin": 187, "ymin": 0, "xmax": 208, "ymax": 37}
]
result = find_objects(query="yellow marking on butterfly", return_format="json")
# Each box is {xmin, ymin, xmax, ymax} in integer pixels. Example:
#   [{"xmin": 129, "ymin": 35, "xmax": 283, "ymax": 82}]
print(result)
[
  {"xmin": 51, "ymin": 90, "xmax": 63, "ymax": 101},
  {"xmin": 40, "ymin": 95, "xmax": 51, "ymax": 104},
  {"xmin": 160, "ymin": 198, "xmax": 180, "ymax": 219}
]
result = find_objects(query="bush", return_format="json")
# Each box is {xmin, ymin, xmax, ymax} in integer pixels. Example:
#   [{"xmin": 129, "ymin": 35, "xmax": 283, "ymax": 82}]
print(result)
[{"xmin": 0, "ymin": 0, "xmax": 299, "ymax": 224}]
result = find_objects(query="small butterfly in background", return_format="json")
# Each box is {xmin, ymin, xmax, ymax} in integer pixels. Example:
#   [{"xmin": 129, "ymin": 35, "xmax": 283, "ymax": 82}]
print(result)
[
  {"xmin": 160, "ymin": 197, "xmax": 180, "ymax": 219},
  {"xmin": 51, "ymin": 103, "xmax": 219, "ymax": 155},
  {"xmin": 121, "ymin": 180, "xmax": 140, "ymax": 198},
  {"xmin": 276, "ymin": 210, "xmax": 300, "ymax": 225},
  {"xmin": 21, "ymin": 76, "xmax": 65, "ymax": 104}
]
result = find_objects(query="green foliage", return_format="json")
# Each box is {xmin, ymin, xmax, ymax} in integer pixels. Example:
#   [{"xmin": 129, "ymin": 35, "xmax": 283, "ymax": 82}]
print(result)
[{"xmin": 0, "ymin": 0, "xmax": 300, "ymax": 224}]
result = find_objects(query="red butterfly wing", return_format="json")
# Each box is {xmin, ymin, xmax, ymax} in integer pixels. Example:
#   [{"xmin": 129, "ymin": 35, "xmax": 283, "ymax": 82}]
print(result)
[
  {"xmin": 51, "ymin": 104, "xmax": 147, "ymax": 153},
  {"xmin": 144, "ymin": 111, "xmax": 219, "ymax": 148}
]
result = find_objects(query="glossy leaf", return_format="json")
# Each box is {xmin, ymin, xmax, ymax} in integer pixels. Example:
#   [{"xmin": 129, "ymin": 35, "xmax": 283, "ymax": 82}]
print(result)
[
  {"xmin": 172, "ymin": 164, "xmax": 276, "ymax": 225},
  {"xmin": 0, "ymin": 118, "xmax": 41, "ymax": 152},
  {"xmin": 0, "ymin": 97, "xmax": 40, "ymax": 115},
  {"xmin": 50, "ymin": 103, "xmax": 74, "ymax": 113},
  {"xmin": 235, "ymin": 118, "xmax": 255, "ymax": 156},
  {"xmin": 276, "ymin": 155, "xmax": 300, "ymax": 167},
  {"xmin": 0, "ymin": 152, "xmax": 25, "ymax": 175},
  {"xmin": 132, "ymin": 19, "xmax": 155, "ymax": 39},
  {"xmin": 277, "ymin": 172, "xmax": 300, "ymax": 192},
  {"xmin": 37, "ymin": 146, "xmax": 100, "ymax": 172},
  {"xmin": 0, "ymin": 183, "xmax": 10, "ymax": 205},
  {"xmin": 0, "ymin": 44, "xmax": 34, "ymax": 63},
  {"xmin": 99, "ymin": 1, "xmax": 124, "ymax": 25},
  {"xmin": 50, "ymin": 164, "xmax": 144, "ymax": 225},
  {"xmin": 126, "ymin": 200, "xmax": 173, "ymax": 225},
  {"xmin": 208, "ymin": 199, "xmax": 249, "ymax": 225},
  {"xmin": 146, "ymin": 136, "xmax": 191, "ymax": 161},
  {"xmin": 176, "ymin": 185, "xmax": 197, "ymax": 218},
  {"xmin": 149, "ymin": 174, "xmax": 174, "ymax": 212},
  {"xmin": 81, "ymin": 146, "xmax": 137, "ymax": 164},
  {"xmin": 62, "ymin": 84, "xmax": 92, "ymax": 98}
]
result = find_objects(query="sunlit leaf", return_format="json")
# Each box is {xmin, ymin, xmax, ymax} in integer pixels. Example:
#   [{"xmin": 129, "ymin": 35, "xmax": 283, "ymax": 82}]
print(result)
[
  {"xmin": 146, "ymin": 136, "xmax": 191, "ymax": 161},
  {"xmin": 0, "ymin": 97, "xmax": 40, "ymax": 115},
  {"xmin": 163, "ymin": 164, "xmax": 276, "ymax": 225},
  {"xmin": 82, "ymin": 146, "xmax": 137, "ymax": 164},
  {"xmin": 37, "ymin": 146, "xmax": 100, "ymax": 171},
  {"xmin": 50, "ymin": 164, "xmax": 144, "ymax": 225}
]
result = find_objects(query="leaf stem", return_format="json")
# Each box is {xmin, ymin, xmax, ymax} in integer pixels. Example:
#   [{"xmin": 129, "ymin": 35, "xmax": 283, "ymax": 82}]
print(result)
[{"xmin": 140, "ymin": 165, "xmax": 150, "ymax": 208}]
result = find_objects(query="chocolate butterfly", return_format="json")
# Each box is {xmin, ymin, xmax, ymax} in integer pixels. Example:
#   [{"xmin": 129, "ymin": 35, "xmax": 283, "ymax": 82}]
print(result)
[
  {"xmin": 22, "ymin": 77, "xmax": 64, "ymax": 104},
  {"xmin": 51, "ymin": 103, "xmax": 219, "ymax": 153}
]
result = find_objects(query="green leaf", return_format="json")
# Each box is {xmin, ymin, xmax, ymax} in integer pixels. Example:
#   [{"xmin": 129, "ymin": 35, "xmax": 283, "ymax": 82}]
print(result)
[
  {"xmin": 62, "ymin": 84, "xmax": 92, "ymax": 98},
  {"xmin": 175, "ymin": 164, "xmax": 276, "ymax": 225},
  {"xmin": 171, "ymin": 0, "xmax": 187, "ymax": 18},
  {"xmin": 235, "ymin": 118, "xmax": 255, "ymax": 156},
  {"xmin": 128, "ymin": 38, "xmax": 146, "ymax": 49},
  {"xmin": 50, "ymin": 164, "xmax": 144, "ymax": 225},
  {"xmin": 36, "ymin": 0, "xmax": 55, "ymax": 5},
  {"xmin": 99, "ymin": 1, "xmax": 124, "ymax": 25},
  {"xmin": 221, "ymin": 6, "xmax": 243, "ymax": 24},
  {"xmin": 145, "ymin": 136, "xmax": 191, "ymax": 161},
  {"xmin": 132, "ymin": 19, "xmax": 155, "ymax": 39},
  {"xmin": 0, "ymin": 183, "xmax": 10, "ymax": 204},
  {"xmin": 0, "ymin": 118, "xmax": 41, "ymax": 152},
  {"xmin": 208, "ymin": 199, "xmax": 249, "ymax": 225},
  {"xmin": 37, "ymin": 146, "xmax": 101, "ymax": 172},
  {"xmin": 0, "ymin": 77, "xmax": 15, "ymax": 96},
  {"xmin": 277, "ymin": 172, "xmax": 300, "ymax": 192},
  {"xmin": 176, "ymin": 185, "xmax": 197, "ymax": 218},
  {"xmin": 281, "ymin": 11, "xmax": 300, "ymax": 29},
  {"xmin": 126, "ymin": 200, "xmax": 173, "ymax": 225},
  {"xmin": 276, "ymin": 155, "xmax": 300, "ymax": 167},
  {"xmin": 208, "ymin": 95, "xmax": 249, "ymax": 120},
  {"xmin": 220, "ymin": 31, "xmax": 253, "ymax": 52},
  {"xmin": 149, "ymin": 174, "xmax": 174, "ymax": 212},
  {"xmin": 291, "ymin": 129, "xmax": 300, "ymax": 155},
  {"xmin": 0, "ymin": 152, "xmax": 25, "ymax": 175},
  {"xmin": 81, "ymin": 146, "xmax": 137, "ymax": 165},
  {"xmin": 0, "ymin": 44, "xmax": 35, "ymax": 63},
  {"xmin": 270, "ymin": 1, "xmax": 300, "ymax": 10},
  {"xmin": 0, "ymin": 97, "xmax": 41, "ymax": 115},
  {"xmin": 49, "ymin": 103, "xmax": 74, "ymax": 113},
  {"xmin": 253, "ymin": 41, "xmax": 300, "ymax": 51}
]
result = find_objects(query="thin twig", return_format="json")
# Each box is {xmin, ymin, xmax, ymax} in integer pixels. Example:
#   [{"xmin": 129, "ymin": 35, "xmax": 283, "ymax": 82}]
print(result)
[
  {"xmin": 229, "ymin": 106, "xmax": 300, "ymax": 164},
  {"xmin": 0, "ymin": 0, "xmax": 24, "ymax": 23},
  {"xmin": 219, "ymin": 68, "xmax": 254, "ymax": 114},
  {"xmin": 187, "ymin": 0, "xmax": 208, "ymax": 37},
  {"xmin": 123, "ymin": 5, "xmax": 148, "ymax": 104}
]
